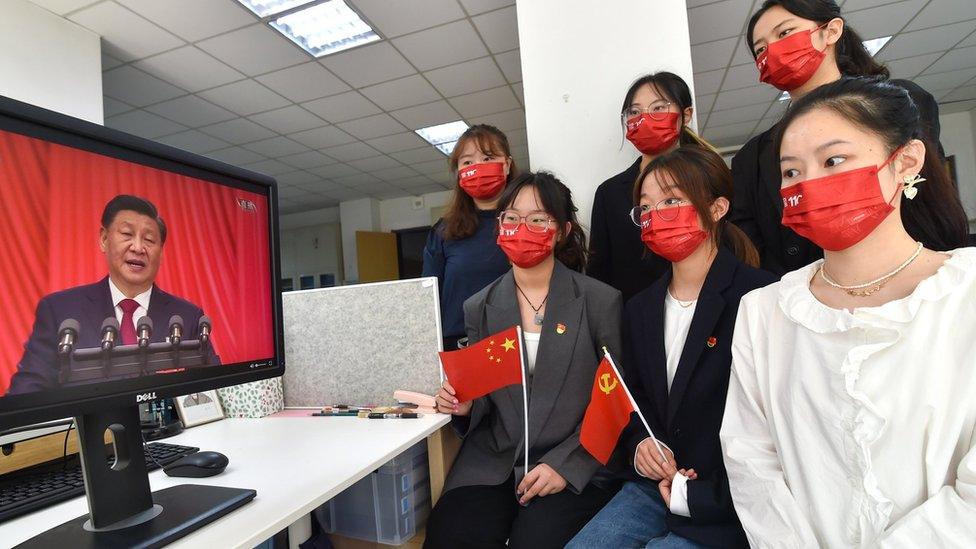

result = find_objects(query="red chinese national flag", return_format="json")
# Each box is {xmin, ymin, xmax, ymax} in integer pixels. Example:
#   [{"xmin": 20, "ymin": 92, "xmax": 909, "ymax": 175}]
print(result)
[
  {"xmin": 439, "ymin": 326, "xmax": 523, "ymax": 402},
  {"xmin": 580, "ymin": 357, "xmax": 635, "ymax": 465}
]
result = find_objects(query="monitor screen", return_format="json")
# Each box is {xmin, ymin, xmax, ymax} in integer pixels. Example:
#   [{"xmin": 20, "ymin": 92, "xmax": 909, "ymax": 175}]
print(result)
[{"xmin": 0, "ymin": 97, "xmax": 283, "ymax": 428}]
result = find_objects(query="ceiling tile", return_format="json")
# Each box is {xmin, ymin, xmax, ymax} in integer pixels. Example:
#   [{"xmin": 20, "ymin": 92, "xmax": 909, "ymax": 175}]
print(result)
[
  {"xmin": 690, "ymin": 37, "xmax": 738, "ymax": 73},
  {"xmin": 506, "ymin": 127, "xmax": 527, "ymax": 146},
  {"xmin": 155, "ymin": 129, "xmax": 229, "ymax": 153},
  {"xmin": 923, "ymin": 45, "xmax": 976, "ymax": 74},
  {"xmin": 351, "ymin": 0, "xmax": 466, "ymax": 38},
  {"xmin": 242, "ymin": 136, "xmax": 309, "ymax": 156},
  {"xmin": 425, "ymin": 57, "xmax": 506, "ymax": 97},
  {"xmin": 323, "ymin": 187, "xmax": 369, "ymax": 201},
  {"xmin": 115, "ymin": 0, "xmax": 256, "ymax": 42},
  {"xmin": 102, "ymin": 52, "xmax": 124, "ymax": 70},
  {"xmin": 103, "ymin": 97, "xmax": 134, "ymax": 118},
  {"xmin": 303, "ymin": 91, "xmax": 382, "ymax": 123},
  {"xmin": 310, "ymin": 163, "xmax": 362, "ymax": 178},
  {"xmin": 960, "ymin": 31, "xmax": 976, "ymax": 48},
  {"xmin": 69, "ymin": 1, "xmax": 183, "ymax": 61},
  {"xmin": 371, "ymin": 165, "xmax": 421, "ymax": 181},
  {"xmin": 911, "ymin": 67, "xmax": 976, "ymax": 92},
  {"xmin": 688, "ymin": 0, "xmax": 752, "ymax": 45},
  {"xmin": 449, "ymin": 85, "xmax": 520, "ymax": 118},
  {"xmin": 249, "ymin": 105, "xmax": 326, "ymax": 134},
  {"xmin": 885, "ymin": 52, "xmax": 943, "ymax": 79},
  {"xmin": 198, "ymin": 80, "xmax": 291, "ymax": 116},
  {"xmin": 458, "ymin": 0, "xmax": 514, "ymax": 15},
  {"xmin": 146, "ymin": 95, "xmax": 237, "ymax": 126},
  {"xmin": 702, "ymin": 121, "xmax": 756, "ymax": 144},
  {"xmin": 845, "ymin": 0, "xmax": 926, "ymax": 40},
  {"xmin": 904, "ymin": 0, "xmax": 976, "ymax": 32},
  {"xmin": 391, "ymin": 147, "xmax": 446, "ymax": 164},
  {"xmin": 322, "ymin": 142, "xmax": 382, "ymax": 161},
  {"xmin": 730, "ymin": 41, "xmax": 756, "ymax": 67},
  {"xmin": 706, "ymin": 103, "xmax": 770, "ymax": 128},
  {"xmin": 279, "ymin": 150, "xmax": 337, "ymax": 169},
  {"xmin": 494, "ymin": 49, "xmax": 522, "ymax": 83},
  {"xmin": 472, "ymin": 5, "xmax": 518, "ymax": 53},
  {"xmin": 276, "ymin": 170, "xmax": 327, "ymax": 186},
  {"xmin": 406, "ymin": 183, "xmax": 447, "ymax": 195},
  {"xmin": 206, "ymin": 146, "xmax": 267, "ymax": 165},
  {"xmin": 361, "ymin": 74, "xmax": 442, "ymax": 110},
  {"xmin": 336, "ymin": 113, "xmax": 407, "ymax": 140},
  {"xmin": 390, "ymin": 100, "xmax": 462, "ymax": 129},
  {"xmin": 841, "ymin": 0, "xmax": 901, "ymax": 10},
  {"xmin": 693, "ymin": 68, "xmax": 725, "ymax": 96},
  {"xmin": 197, "ymin": 24, "xmax": 308, "ymax": 77},
  {"xmin": 940, "ymin": 84, "xmax": 976, "ymax": 103},
  {"xmin": 134, "ymin": 46, "xmax": 244, "ymax": 93},
  {"xmin": 346, "ymin": 155, "xmax": 402, "ymax": 171},
  {"xmin": 398, "ymin": 174, "xmax": 436, "ymax": 187},
  {"xmin": 289, "ymin": 126, "xmax": 358, "ymax": 149},
  {"xmin": 512, "ymin": 83, "xmax": 524, "ymax": 104},
  {"xmin": 336, "ymin": 173, "xmax": 383, "ymax": 187},
  {"xmin": 711, "ymin": 85, "xmax": 779, "ymax": 111},
  {"xmin": 365, "ymin": 132, "xmax": 429, "ymax": 153},
  {"xmin": 877, "ymin": 21, "xmax": 976, "ymax": 62},
  {"xmin": 937, "ymin": 98, "xmax": 976, "ymax": 113},
  {"xmin": 695, "ymin": 93, "xmax": 716, "ymax": 114},
  {"xmin": 256, "ymin": 62, "xmax": 350, "ymax": 103},
  {"xmin": 102, "ymin": 66, "xmax": 185, "ymax": 107},
  {"xmin": 276, "ymin": 182, "xmax": 314, "ymax": 198},
  {"xmin": 28, "ymin": 0, "xmax": 101, "ymax": 15},
  {"xmin": 105, "ymin": 110, "xmax": 187, "ymax": 138},
  {"xmin": 240, "ymin": 158, "xmax": 295, "ymax": 176},
  {"xmin": 411, "ymin": 158, "xmax": 451, "ymax": 176},
  {"xmin": 468, "ymin": 107, "xmax": 525, "ymax": 131},
  {"xmin": 721, "ymin": 64, "xmax": 761, "ymax": 91},
  {"xmin": 320, "ymin": 42, "xmax": 416, "ymax": 88},
  {"xmin": 199, "ymin": 117, "xmax": 276, "ymax": 145},
  {"xmin": 392, "ymin": 20, "xmax": 489, "ymax": 71},
  {"xmin": 296, "ymin": 179, "xmax": 343, "ymax": 194},
  {"xmin": 372, "ymin": 187, "xmax": 412, "ymax": 200}
]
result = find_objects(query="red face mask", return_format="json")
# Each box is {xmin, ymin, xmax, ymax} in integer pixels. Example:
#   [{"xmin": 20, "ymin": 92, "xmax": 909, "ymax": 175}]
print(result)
[
  {"xmin": 639, "ymin": 205, "xmax": 707, "ymax": 263},
  {"xmin": 497, "ymin": 225, "xmax": 554, "ymax": 268},
  {"xmin": 780, "ymin": 152, "xmax": 901, "ymax": 251},
  {"xmin": 756, "ymin": 25, "xmax": 827, "ymax": 91},
  {"xmin": 458, "ymin": 161, "xmax": 507, "ymax": 200},
  {"xmin": 626, "ymin": 113, "xmax": 681, "ymax": 156}
]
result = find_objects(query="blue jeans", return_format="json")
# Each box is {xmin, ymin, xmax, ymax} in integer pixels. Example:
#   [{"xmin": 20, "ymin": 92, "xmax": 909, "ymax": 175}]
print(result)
[{"xmin": 566, "ymin": 481, "xmax": 709, "ymax": 549}]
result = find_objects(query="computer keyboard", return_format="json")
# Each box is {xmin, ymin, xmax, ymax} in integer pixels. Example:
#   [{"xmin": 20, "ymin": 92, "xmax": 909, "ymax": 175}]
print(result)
[{"xmin": 0, "ymin": 441, "xmax": 199, "ymax": 522}]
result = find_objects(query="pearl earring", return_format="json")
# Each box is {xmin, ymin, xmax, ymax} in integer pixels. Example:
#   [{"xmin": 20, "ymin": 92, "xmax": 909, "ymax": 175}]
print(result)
[{"xmin": 902, "ymin": 173, "xmax": 926, "ymax": 200}]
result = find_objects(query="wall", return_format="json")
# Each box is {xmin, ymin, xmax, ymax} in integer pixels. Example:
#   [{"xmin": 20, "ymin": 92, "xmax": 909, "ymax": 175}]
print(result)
[
  {"xmin": 338, "ymin": 198, "xmax": 381, "ymax": 283},
  {"xmin": 0, "ymin": 0, "xmax": 103, "ymax": 124},
  {"xmin": 279, "ymin": 222, "xmax": 343, "ymax": 288},
  {"xmin": 379, "ymin": 190, "xmax": 452, "ymax": 231},
  {"xmin": 939, "ymin": 110, "xmax": 976, "ymax": 230}
]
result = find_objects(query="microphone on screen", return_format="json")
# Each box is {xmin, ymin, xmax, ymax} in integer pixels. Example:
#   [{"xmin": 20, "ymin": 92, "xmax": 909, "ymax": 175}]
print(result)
[
  {"xmin": 198, "ymin": 315, "xmax": 212, "ymax": 345},
  {"xmin": 168, "ymin": 315, "xmax": 184, "ymax": 346},
  {"xmin": 100, "ymin": 317, "xmax": 120, "ymax": 352},
  {"xmin": 57, "ymin": 319, "xmax": 80, "ymax": 356},
  {"xmin": 137, "ymin": 316, "xmax": 153, "ymax": 349}
]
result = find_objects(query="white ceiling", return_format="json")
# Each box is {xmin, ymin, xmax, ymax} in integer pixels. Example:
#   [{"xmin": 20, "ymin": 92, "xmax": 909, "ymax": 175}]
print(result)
[{"xmin": 25, "ymin": 0, "xmax": 976, "ymax": 213}]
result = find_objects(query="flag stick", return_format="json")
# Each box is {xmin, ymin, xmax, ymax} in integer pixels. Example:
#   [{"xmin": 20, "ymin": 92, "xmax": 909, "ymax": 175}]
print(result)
[
  {"xmin": 517, "ymin": 325, "xmax": 529, "ymax": 478},
  {"xmin": 602, "ymin": 347, "xmax": 669, "ymax": 463}
]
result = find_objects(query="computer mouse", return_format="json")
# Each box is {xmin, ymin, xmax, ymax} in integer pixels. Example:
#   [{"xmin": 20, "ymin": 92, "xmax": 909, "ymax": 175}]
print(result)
[{"xmin": 163, "ymin": 451, "xmax": 229, "ymax": 478}]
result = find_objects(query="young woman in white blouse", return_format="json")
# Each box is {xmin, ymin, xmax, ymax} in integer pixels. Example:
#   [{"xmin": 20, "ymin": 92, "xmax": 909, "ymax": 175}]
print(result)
[{"xmin": 720, "ymin": 76, "xmax": 974, "ymax": 548}]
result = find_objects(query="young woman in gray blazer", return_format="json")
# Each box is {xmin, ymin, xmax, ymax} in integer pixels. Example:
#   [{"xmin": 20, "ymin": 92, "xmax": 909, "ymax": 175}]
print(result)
[{"xmin": 425, "ymin": 172, "xmax": 623, "ymax": 549}]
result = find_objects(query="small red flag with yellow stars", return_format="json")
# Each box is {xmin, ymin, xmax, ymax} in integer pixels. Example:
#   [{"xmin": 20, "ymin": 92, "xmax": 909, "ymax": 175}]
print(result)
[
  {"xmin": 438, "ymin": 326, "xmax": 523, "ymax": 402},
  {"xmin": 580, "ymin": 356, "xmax": 636, "ymax": 465}
]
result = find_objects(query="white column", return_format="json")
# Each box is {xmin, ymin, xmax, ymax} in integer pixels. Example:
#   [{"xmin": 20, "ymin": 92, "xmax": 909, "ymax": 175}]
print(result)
[
  {"xmin": 339, "ymin": 198, "xmax": 381, "ymax": 283},
  {"xmin": 0, "ymin": 0, "xmax": 103, "ymax": 124},
  {"xmin": 516, "ymin": 0, "xmax": 695, "ymax": 229}
]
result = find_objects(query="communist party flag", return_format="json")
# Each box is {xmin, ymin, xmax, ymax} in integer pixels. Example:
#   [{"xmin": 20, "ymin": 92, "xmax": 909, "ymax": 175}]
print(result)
[
  {"xmin": 438, "ymin": 326, "xmax": 523, "ymax": 402},
  {"xmin": 580, "ymin": 356, "xmax": 636, "ymax": 465}
]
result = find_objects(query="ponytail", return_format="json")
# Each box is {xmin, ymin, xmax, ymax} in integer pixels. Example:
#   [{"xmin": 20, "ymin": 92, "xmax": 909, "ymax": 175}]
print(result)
[{"xmin": 680, "ymin": 126, "xmax": 721, "ymax": 155}]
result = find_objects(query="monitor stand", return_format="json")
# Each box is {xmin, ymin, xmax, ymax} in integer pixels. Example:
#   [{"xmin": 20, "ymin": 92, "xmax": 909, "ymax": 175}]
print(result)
[{"xmin": 16, "ymin": 405, "xmax": 256, "ymax": 549}]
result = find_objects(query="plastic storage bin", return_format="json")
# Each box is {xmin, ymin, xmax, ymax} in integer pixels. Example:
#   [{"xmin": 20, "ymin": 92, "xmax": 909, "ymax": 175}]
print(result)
[{"xmin": 315, "ymin": 440, "xmax": 431, "ymax": 545}]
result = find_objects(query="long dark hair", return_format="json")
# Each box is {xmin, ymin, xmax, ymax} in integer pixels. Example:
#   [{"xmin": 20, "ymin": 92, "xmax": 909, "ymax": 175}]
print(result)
[
  {"xmin": 746, "ymin": 0, "xmax": 890, "ymax": 78},
  {"xmin": 774, "ymin": 77, "xmax": 969, "ymax": 251},
  {"xmin": 495, "ymin": 172, "xmax": 588, "ymax": 272},
  {"xmin": 440, "ymin": 124, "xmax": 518, "ymax": 240},
  {"xmin": 634, "ymin": 148, "xmax": 760, "ymax": 267},
  {"xmin": 621, "ymin": 72, "xmax": 716, "ymax": 152}
]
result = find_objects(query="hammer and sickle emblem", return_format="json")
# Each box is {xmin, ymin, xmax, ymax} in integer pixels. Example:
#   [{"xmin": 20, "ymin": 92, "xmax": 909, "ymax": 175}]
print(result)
[{"xmin": 598, "ymin": 373, "xmax": 618, "ymax": 395}]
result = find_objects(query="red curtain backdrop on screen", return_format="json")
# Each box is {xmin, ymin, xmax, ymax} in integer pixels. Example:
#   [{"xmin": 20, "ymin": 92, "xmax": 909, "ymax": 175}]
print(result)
[{"xmin": 0, "ymin": 129, "xmax": 275, "ymax": 394}]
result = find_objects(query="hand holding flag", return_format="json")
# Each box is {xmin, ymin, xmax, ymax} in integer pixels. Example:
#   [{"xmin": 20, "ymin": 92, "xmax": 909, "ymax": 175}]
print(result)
[{"xmin": 438, "ymin": 325, "xmax": 523, "ymax": 403}]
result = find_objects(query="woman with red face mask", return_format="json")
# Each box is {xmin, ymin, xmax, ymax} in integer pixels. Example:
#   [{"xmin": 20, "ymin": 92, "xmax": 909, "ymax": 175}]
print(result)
[
  {"xmin": 423, "ymin": 124, "xmax": 517, "ymax": 351},
  {"xmin": 728, "ymin": 0, "xmax": 946, "ymax": 277},
  {"xmin": 721, "ymin": 78, "xmax": 972, "ymax": 547},
  {"xmin": 425, "ymin": 172, "xmax": 623, "ymax": 549},
  {"xmin": 588, "ymin": 72, "xmax": 716, "ymax": 303},
  {"xmin": 569, "ymin": 148, "xmax": 774, "ymax": 549}
]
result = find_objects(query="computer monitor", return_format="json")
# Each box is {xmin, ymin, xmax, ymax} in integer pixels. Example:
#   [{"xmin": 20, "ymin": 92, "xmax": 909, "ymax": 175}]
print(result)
[{"xmin": 0, "ymin": 95, "xmax": 284, "ymax": 546}]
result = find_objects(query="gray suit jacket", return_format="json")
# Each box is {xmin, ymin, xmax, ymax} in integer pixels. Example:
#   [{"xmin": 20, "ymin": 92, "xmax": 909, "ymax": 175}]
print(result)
[{"xmin": 443, "ymin": 261, "xmax": 623, "ymax": 495}]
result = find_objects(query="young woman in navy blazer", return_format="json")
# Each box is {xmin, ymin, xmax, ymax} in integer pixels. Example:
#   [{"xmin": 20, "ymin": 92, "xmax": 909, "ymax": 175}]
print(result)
[{"xmin": 569, "ymin": 147, "xmax": 776, "ymax": 548}]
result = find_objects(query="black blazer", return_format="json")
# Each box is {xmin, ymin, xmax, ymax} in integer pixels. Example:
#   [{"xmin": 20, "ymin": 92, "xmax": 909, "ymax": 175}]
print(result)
[
  {"xmin": 587, "ymin": 158, "xmax": 670, "ymax": 301},
  {"xmin": 728, "ymin": 79, "xmax": 943, "ymax": 276},
  {"xmin": 444, "ymin": 261, "xmax": 623, "ymax": 495},
  {"xmin": 621, "ymin": 248, "xmax": 776, "ymax": 548}
]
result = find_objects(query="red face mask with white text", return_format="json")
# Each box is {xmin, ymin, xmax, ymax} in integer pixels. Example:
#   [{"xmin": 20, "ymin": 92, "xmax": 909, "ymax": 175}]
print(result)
[
  {"xmin": 497, "ymin": 225, "xmax": 554, "ymax": 268},
  {"xmin": 639, "ymin": 205, "xmax": 707, "ymax": 262},
  {"xmin": 458, "ymin": 161, "xmax": 507, "ymax": 200},
  {"xmin": 756, "ymin": 25, "xmax": 827, "ymax": 91},
  {"xmin": 626, "ymin": 113, "xmax": 681, "ymax": 156}
]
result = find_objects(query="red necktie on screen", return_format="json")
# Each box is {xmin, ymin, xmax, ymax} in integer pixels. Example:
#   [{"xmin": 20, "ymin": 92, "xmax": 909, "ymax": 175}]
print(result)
[{"xmin": 119, "ymin": 299, "xmax": 140, "ymax": 345}]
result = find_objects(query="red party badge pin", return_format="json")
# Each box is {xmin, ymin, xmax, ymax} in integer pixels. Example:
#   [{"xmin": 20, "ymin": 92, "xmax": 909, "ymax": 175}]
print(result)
[
  {"xmin": 556, "ymin": 323, "xmax": 566, "ymax": 334},
  {"xmin": 706, "ymin": 336, "xmax": 717, "ymax": 348}
]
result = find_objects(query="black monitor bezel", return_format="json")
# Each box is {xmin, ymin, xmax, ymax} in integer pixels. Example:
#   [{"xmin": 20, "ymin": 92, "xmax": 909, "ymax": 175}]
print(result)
[{"xmin": 0, "ymin": 95, "xmax": 286, "ymax": 430}]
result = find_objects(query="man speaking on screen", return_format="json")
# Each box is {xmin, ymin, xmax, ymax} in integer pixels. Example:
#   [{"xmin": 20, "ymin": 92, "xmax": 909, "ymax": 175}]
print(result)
[{"xmin": 6, "ymin": 195, "xmax": 215, "ymax": 396}]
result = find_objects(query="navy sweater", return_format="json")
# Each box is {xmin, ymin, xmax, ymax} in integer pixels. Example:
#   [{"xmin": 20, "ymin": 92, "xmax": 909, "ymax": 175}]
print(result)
[{"xmin": 422, "ymin": 210, "xmax": 510, "ymax": 340}]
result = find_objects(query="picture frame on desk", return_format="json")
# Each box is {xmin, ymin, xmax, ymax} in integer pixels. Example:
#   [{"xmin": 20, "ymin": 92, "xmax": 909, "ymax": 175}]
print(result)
[{"xmin": 174, "ymin": 390, "xmax": 225, "ymax": 428}]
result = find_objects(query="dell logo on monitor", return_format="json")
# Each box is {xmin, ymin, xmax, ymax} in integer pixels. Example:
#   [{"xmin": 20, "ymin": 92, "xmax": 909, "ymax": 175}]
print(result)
[{"xmin": 135, "ymin": 392, "xmax": 157, "ymax": 403}]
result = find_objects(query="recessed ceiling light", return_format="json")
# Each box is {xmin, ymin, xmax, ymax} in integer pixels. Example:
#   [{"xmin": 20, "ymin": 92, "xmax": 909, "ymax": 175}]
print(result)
[
  {"xmin": 416, "ymin": 121, "xmax": 469, "ymax": 155},
  {"xmin": 863, "ymin": 35, "xmax": 892, "ymax": 57},
  {"xmin": 271, "ymin": 0, "xmax": 380, "ymax": 58},
  {"xmin": 236, "ymin": 0, "xmax": 311, "ymax": 18}
]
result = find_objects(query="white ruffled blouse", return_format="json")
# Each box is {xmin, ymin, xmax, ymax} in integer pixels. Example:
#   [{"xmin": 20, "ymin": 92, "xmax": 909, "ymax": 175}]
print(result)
[{"xmin": 720, "ymin": 247, "xmax": 976, "ymax": 548}]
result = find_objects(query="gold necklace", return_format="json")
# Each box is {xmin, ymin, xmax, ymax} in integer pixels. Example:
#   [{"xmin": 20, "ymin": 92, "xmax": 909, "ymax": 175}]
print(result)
[{"xmin": 820, "ymin": 242, "xmax": 924, "ymax": 297}]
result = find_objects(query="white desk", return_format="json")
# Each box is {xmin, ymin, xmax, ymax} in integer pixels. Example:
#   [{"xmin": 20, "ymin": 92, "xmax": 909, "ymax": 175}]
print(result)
[{"xmin": 1, "ymin": 414, "xmax": 450, "ymax": 548}]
